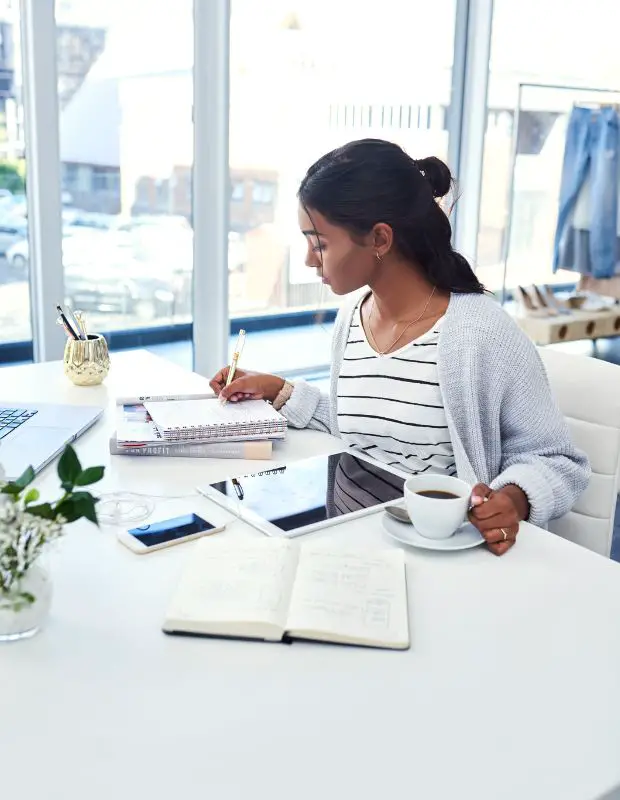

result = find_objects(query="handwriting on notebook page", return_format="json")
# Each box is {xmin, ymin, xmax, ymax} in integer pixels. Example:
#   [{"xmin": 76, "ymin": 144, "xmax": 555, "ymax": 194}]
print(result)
[
  {"xmin": 287, "ymin": 549, "xmax": 405, "ymax": 634},
  {"xmin": 170, "ymin": 542, "xmax": 297, "ymax": 622}
]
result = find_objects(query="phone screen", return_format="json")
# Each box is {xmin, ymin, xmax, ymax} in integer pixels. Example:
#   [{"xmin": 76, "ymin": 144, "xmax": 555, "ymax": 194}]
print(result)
[{"xmin": 127, "ymin": 513, "xmax": 216, "ymax": 548}]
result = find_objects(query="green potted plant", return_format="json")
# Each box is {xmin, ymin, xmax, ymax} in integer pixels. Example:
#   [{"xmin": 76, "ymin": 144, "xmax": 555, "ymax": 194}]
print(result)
[{"xmin": 0, "ymin": 445, "xmax": 104, "ymax": 641}]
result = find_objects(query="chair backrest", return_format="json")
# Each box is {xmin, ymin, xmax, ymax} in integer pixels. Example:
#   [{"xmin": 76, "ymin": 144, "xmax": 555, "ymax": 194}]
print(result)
[{"xmin": 539, "ymin": 347, "xmax": 620, "ymax": 557}]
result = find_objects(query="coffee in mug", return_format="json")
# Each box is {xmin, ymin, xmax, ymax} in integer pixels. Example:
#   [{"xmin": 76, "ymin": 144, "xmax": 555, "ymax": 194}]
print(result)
[
  {"xmin": 415, "ymin": 490, "xmax": 459, "ymax": 500},
  {"xmin": 404, "ymin": 475, "xmax": 471, "ymax": 539}
]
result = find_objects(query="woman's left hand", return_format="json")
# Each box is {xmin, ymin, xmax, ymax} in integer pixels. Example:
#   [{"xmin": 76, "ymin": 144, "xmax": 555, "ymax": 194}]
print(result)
[{"xmin": 468, "ymin": 483, "xmax": 529, "ymax": 556}]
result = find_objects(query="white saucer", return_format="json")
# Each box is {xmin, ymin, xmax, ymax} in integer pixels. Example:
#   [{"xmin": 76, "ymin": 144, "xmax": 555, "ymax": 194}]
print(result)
[{"xmin": 382, "ymin": 514, "xmax": 484, "ymax": 552}]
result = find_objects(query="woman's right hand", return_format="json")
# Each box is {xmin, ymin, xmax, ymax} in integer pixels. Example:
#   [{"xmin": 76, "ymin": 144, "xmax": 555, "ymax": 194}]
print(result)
[{"xmin": 209, "ymin": 367, "xmax": 285, "ymax": 404}]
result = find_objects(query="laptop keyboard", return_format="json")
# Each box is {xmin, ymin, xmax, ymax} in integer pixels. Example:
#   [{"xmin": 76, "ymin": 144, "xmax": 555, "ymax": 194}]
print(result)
[{"xmin": 0, "ymin": 408, "xmax": 38, "ymax": 441}]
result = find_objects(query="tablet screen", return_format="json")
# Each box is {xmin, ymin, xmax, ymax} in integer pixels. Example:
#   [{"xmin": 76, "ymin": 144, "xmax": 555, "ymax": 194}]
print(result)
[{"xmin": 208, "ymin": 451, "xmax": 405, "ymax": 533}]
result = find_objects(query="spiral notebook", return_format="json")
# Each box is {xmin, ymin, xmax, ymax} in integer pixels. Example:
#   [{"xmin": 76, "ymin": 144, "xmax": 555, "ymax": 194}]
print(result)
[{"xmin": 143, "ymin": 398, "xmax": 287, "ymax": 441}]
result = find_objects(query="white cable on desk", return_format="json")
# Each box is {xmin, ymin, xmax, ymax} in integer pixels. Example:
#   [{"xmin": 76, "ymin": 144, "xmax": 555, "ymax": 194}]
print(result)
[{"xmin": 95, "ymin": 490, "xmax": 199, "ymax": 526}]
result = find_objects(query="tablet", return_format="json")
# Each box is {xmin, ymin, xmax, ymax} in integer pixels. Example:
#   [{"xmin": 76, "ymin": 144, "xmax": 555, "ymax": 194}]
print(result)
[{"xmin": 200, "ymin": 450, "xmax": 407, "ymax": 538}]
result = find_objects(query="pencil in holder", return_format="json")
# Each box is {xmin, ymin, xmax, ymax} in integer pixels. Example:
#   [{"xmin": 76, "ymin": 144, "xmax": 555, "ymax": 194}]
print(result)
[{"xmin": 64, "ymin": 334, "xmax": 110, "ymax": 386}]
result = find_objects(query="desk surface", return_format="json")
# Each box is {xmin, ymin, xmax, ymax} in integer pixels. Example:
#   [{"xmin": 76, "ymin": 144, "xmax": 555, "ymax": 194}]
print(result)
[{"xmin": 2, "ymin": 351, "xmax": 620, "ymax": 800}]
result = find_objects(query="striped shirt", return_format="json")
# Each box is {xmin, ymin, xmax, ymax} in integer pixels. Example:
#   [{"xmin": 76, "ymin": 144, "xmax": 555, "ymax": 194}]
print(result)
[{"xmin": 336, "ymin": 300, "xmax": 455, "ymax": 476}]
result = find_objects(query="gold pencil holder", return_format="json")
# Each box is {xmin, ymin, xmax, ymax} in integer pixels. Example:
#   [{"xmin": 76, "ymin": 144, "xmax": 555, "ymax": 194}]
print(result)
[{"xmin": 64, "ymin": 334, "xmax": 110, "ymax": 386}]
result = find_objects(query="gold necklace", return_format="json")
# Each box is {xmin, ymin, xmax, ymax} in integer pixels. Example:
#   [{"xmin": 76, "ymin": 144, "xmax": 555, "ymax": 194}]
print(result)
[{"xmin": 366, "ymin": 287, "xmax": 437, "ymax": 355}]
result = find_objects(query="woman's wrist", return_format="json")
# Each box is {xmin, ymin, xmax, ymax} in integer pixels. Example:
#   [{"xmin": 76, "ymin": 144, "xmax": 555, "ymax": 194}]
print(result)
[
  {"xmin": 498, "ymin": 484, "xmax": 530, "ymax": 521},
  {"xmin": 272, "ymin": 380, "xmax": 294, "ymax": 410}
]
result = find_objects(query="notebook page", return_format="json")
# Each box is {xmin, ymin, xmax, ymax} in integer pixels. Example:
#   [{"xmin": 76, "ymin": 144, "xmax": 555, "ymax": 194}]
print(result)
[
  {"xmin": 164, "ymin": 538, "xmax": 299, "ymax": 637},
  {"xmin": 145, "ymin": 398, "xmax": 284, "ymax": 433},
  {"xmin": 285, "ymin": 546, "xmax": 409, "ymax": 648}
]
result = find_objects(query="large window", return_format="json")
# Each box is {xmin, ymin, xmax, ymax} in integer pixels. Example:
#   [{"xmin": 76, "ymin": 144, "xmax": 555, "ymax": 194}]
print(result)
[
  {"xmin": 11, "ymin": 1, "xmax": 612, "ymax": 372},
  {"xmin": 228, "ymin": 0, "xmax": 457, "ymax": 320},
  {"xmin": 477, "ymin": 0, "xmax": 620, "ymax": 294},
  {"xmin": 55, "ymin": 0, "xmax": 193, "ymax": 333},
  {"xmin": 0, "ymin": 2, "xmax": 29, "ymax": 347}
]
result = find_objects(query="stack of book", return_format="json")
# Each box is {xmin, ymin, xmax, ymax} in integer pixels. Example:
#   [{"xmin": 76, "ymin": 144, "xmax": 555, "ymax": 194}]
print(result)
[{"xmin": 110, "ymin": 393, "xmax": 287, "ymax": 460}]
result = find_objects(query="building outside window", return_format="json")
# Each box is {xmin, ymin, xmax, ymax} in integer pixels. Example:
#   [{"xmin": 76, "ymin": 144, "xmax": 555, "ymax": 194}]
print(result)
[
  {"xmin": 251, "ymin": 180, "xmax": 275, "ymax": 205},
  {"xmin": 56, "ymin": 0, "xmax": 195, "ymax": 334},
  {"xmin": 228, "ymin": 0, "xmax": 457, "ymax": 323}
]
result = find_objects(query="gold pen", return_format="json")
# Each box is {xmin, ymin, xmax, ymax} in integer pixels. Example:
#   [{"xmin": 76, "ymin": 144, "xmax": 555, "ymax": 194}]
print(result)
[
  {"xmin": 220, "ymin": 329, "xmax": 246, "ymax": 405},
  {"xmin": 74, "ymin": 310, "xmax": 88, "ymax": 340}
]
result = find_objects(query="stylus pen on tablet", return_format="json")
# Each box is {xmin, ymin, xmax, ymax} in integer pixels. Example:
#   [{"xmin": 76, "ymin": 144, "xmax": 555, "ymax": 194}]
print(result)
[
  {"xmin": 195, "ymin": 481, "xmax": 244, "ymax": 502},
  {"xmin": 220, "ymin": 329, "xmax": 246, "ymax": 405}
]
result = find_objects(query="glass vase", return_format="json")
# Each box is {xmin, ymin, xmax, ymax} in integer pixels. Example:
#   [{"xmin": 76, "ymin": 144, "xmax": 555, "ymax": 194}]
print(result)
[{"xmin": 0, "ymin": 562, "xmax": 52, "ymax": 642}]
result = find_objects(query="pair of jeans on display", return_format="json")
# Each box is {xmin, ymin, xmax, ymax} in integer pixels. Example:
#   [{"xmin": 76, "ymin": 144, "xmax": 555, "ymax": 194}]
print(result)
[{"xmin": 553, "ymin": 105, "xmax": 620, "ymax": 279}]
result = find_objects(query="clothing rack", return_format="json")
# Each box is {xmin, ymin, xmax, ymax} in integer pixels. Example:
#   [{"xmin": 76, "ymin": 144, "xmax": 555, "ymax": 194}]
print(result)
[
  {"xmin": 500, "ymin": 81, "xmax": 620, "ymax": 305},
  {"xmin": 577, "ymin": 101, "xmax": 620, "ymax": 110}
]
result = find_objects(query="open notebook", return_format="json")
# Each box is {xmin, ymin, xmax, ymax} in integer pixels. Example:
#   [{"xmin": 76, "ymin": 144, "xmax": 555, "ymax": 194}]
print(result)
[
  {"xmin": 163, "ymin": 538, "xmax": 410, "ymax": 650},
  {"xmin": 144, "ymin": 398, "xmax": 287, "ymax": 441}
]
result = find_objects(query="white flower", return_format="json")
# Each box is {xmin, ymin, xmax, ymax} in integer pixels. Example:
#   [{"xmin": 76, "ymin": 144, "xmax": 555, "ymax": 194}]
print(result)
[
  {"xmin": 0, "ymin": 497, "xmax": 16, "ymax": 524},
  {"xmin": 0, "ymin": 503, "xmax": 65, "ymax": 595}
]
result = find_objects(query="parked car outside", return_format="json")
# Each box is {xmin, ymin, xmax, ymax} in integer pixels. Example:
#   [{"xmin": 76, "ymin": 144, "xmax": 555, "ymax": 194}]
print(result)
[
  {"xmin": 0, "ymin": 218, "xmax": 27, "ymax": 260},
  {"xmin": 6, "ymin": 229, "xmax": 176, "ymax": 321},
  {"xmin": 64, "ymin": 250, "xmax": 176, "ymax": 322},
  {"xmin": 3, "ymin": 215, "xmax": 245, "ymax": 321},
  {"xmin": 6, "ymin": 225, "xmax": 90, "ymax": 276}
]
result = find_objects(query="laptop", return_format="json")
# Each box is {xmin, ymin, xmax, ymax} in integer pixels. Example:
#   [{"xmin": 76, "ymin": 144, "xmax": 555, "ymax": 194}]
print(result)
[{"xmin": 0, "ymin": 403, "xmax": 104, "ymax": 481}]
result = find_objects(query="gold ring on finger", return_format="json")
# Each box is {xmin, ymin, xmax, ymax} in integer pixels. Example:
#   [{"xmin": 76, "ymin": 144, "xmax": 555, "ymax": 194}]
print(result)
[{"xmin": 500, "ymin": 528, "xmax": 509, "ymax": 542}]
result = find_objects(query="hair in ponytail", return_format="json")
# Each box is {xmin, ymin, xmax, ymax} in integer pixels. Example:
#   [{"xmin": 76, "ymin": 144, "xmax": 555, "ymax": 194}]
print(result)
[{"xmin": 298, "ymin": 139, "xmax": 484, "ymax": 294}]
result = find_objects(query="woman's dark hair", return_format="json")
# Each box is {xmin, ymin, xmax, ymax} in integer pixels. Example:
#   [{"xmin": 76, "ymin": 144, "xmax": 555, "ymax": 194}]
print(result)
[{"xmin": 298, "ymin": 138, "xmax": 484, "ymax": 294}]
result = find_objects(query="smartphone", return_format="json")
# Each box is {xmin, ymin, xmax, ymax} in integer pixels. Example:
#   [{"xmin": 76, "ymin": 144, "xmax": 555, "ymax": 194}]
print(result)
[{"xmin": 117, "ymin": 513, "xmax": 225, "ymax": 554}]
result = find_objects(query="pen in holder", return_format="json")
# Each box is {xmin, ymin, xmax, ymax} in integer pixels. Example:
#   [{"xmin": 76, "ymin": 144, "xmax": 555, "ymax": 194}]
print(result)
[{"xmin": 64, "ymin": 334, "xmax": 110, "ymax": 386}]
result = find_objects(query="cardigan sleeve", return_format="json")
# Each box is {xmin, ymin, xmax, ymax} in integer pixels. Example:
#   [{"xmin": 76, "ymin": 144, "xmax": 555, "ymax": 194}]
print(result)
[
  {"xmin": 489, "ymin": 330, "xmax": 590, "ymax": 525},
  {"xmin": 280, "ymin": 293, "xmax": 361, "ymax": 433},
  {"xmin": 280, "ymin": 381, "xmax": 331, "ymax": 432}
]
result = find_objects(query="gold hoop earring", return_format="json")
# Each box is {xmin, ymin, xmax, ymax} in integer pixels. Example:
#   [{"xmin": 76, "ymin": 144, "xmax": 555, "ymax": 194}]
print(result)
[{"xmin": 375, "ymin": 252, "xmax": 382, "ymax": 263}]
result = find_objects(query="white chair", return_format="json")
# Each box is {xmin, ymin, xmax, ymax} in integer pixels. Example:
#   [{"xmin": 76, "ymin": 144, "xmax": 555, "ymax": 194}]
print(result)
[{"xmin": 539, "ymin": 347, "xmax": 620, "ymax": 557}]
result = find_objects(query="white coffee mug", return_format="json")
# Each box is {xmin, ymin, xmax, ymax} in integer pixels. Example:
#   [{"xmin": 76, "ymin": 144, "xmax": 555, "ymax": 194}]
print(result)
[{"xmin": 404, "ymin": 474, "xmax": 471, "ymax": 539}]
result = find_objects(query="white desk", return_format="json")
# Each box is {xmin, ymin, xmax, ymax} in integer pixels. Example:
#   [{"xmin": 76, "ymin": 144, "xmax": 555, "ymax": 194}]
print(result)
[{"xmin": 2, "ymin": 351, "xmax": 620, "ymax": 800}]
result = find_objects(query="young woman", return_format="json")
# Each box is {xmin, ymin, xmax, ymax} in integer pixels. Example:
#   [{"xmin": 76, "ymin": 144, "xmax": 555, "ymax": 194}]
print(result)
[{"xmin": 210, "ymin": 139, "xmax": 589, "ymax": 555}]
